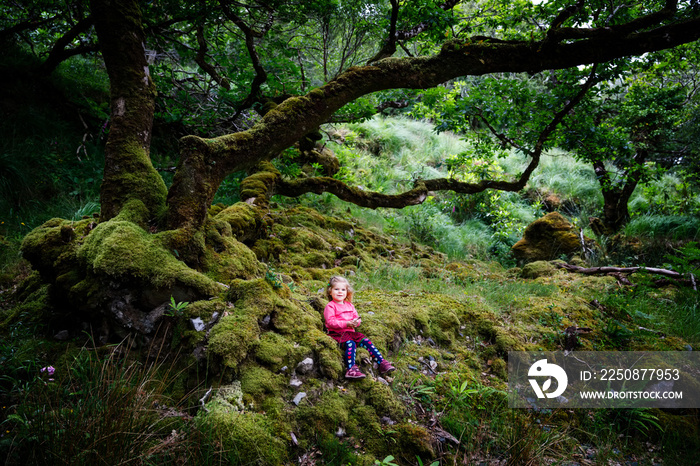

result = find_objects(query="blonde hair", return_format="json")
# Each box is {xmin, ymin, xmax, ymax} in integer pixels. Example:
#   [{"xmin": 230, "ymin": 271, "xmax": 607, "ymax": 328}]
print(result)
[{"xmin": 327, "ymin": 275, "xmax": 354, "ymax": 303}]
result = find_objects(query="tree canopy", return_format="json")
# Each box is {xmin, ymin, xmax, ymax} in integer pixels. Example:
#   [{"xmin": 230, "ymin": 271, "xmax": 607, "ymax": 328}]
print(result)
[{"xmin": 5, "ymin": 0, "xmax": 700, "ymax": 231}]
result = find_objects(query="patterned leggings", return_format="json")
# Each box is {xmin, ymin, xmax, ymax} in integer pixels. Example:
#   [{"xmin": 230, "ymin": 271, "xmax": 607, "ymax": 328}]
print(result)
[{"xmin": 343, "ymin": 338, "xmax": 384, "ymax": 369}]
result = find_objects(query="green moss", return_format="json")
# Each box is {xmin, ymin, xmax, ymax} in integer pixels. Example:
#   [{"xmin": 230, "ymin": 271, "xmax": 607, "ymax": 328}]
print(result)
[
  {"xmin": 296, "ymin": 389, "xmax": 353, "ymax": 432},
  {"xmin": 183, "ymin": 298, "xmax": 227, "ymax": 320},
  {"xmin": 77, "ymin": 219, "xmax": 220, "ymax": 295},
  {"xmin": 304, "ymin": 328, "xmax": 344, "ymax": 379},
  {"xmin": 226, "ymin": 278, "xmax": 298, "ymax": 320},
  {"xmin": 211, "ymin": 202, "xmax": 260, "ymax": 241},
  {"xmin": 520, "ymin": 261, "xmax": 558, "ymax": 279},
  {"xmin": 512, "ymin": 212, "xmax": 585, "ymax": 262},
  {"xmin": 239, "ymin": 162, "xmax": 281, "ymax": 201},
  {"xmin": 363, "ymin": 382, "xmax": 405, "ymax": 419},
  {"xmin": 239, "ymin": 365, "xmax": 285, "ymax": 401},
  {"xmin": 476, "ymin": 319, "xmax": 525, "ymax": 353},
  {"xmin": 253, "ymin": 331, "xmax": 310, "ymax": 371},
  {"xmin": 390, "ymin": 423, "xmax": 435, "ymax": 463},
  {"xmin": 20, "ymin": 218, "xmax": 87, "ymax": 279},
  {"xmin": 287, "ymin": 251, "xmax": 334, "ymax": 268},
  {"xmin": 0, "ymin": 284, "xmax": 51, "ymax": 329},
  {"xmin": 202, "ymin": 234, "xmax": 264, "ymax": 282},
  {"xmin": 207, "ymin": 314, "xmax": 260, "ymax": 368},
  {"xmin": 251, "ymin": 237, "xmax": 285, "ymax": 261},
  {"xmin": 196, "ymin": 406, "xmax": 289, "ymax": 464},
  {"xmin": 113, "ymin": 198, "xmax": 150, "ymax": 227},
  {"xmin": 355, "ymin": 291, "xmax": 466, "ymax": 351}
]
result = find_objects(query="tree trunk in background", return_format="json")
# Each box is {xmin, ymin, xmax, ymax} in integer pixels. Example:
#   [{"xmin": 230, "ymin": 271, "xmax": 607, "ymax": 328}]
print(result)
[
  {"xmin": 594, "ymin": 158, "xmax": 644, "ymax": 233},
  {"xmin": 90, "ymin": 0, "xmax": 167, "ymax": 222}
]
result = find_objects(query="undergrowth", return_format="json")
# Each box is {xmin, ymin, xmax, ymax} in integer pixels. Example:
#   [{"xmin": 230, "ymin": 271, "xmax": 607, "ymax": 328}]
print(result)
[{"xmin": 0, "ymin": 335, "xmax": 223, "ymax": 465}]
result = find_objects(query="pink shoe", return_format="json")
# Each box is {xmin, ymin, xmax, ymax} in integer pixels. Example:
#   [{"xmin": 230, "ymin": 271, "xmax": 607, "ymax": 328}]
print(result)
[
  {"xmin": 345, "ymin": 365, "xmax": 366, "ymax": 379},
  {"xmin": 378, "ymin": 360, "xmax": 395, "ymax": 375}
]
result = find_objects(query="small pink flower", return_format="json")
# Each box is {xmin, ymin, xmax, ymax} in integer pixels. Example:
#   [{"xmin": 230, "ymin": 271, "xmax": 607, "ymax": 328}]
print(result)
[{"xmin": 40, "ymin": 366, "xmax": 55, "ymax": 377}]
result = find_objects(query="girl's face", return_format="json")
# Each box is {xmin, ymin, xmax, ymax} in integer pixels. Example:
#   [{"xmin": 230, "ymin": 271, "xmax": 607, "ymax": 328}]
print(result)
[{"xmin": 330, "ymin": 283, "xmax": 347, "ymax": 303}]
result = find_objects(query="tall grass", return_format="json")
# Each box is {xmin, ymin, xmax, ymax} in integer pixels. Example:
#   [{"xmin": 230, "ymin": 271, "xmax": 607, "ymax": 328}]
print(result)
[
  {"xmin": 0, "ymin": 340, "xmax": 218, "ymax": 465},
  {"xmin": 437, "ymin": 379, "xmax": 576, "ymax": 465},
  {"xmin": 624, "ymin": 214, "xmax": 700, "ymax": 240},
  {"xmin": 519, "ymin": 149, "xmax": 603, "ymax": 218}
]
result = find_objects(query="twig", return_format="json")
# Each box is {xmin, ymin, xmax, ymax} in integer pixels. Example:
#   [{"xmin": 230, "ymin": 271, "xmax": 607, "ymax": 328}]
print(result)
[{"xmin": 199, "ymin": 386, "xmax": 213, "ymax": 412}]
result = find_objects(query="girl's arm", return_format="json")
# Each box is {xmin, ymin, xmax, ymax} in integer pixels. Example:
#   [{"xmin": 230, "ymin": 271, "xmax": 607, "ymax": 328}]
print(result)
[{"xmin": 349, "ymin": 303, "xmax": 361, "ymax": 326}]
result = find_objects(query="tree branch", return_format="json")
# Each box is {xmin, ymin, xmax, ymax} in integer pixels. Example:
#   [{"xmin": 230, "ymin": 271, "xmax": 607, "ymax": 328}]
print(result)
[
  {"xmin": 220, "ymin": 2, "xmax": 269, "ymax": 119},
  {"xmin": 546, "ymin": 0, "xmax": 679, "ymax": 43},
  {"xmin": 368, "ymin": 0, "xmax": 462, "ymax": 63},
  {"xmin": 276, "ymin": 177, "xmax": 429, "ymax": 209},
  {"xmin": 0, "ymin": 16, "xmax": 56, "ymax": 43},
  {"xmin": 194, "ymin": 25, "xmax": 231, "ymax": 90},
  {"xmin": 555, "ymin": 262, "xmax": 690, "ymax": 282},
  {"xmin": 36, "ymin": 15, "xmax": 97, "ymax": 75},
  {"xmin": 367, "ymin": 0, "xmax": 399, "ymax": 63}
]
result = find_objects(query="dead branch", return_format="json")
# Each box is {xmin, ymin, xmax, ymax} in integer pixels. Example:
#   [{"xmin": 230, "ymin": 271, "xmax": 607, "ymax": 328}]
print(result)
[{"xmin": 555, "ymin": 263, "xmax": 698, "ymax": 289}]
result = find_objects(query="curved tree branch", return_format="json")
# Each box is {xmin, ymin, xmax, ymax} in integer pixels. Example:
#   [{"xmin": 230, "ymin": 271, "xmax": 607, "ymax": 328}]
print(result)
[
  {"xmin": 546, "ymin": 0, "xmax": 680, "ymax": 43},
  {"xmin": 36, "ymin": 15, "xmax": 97, "ymax": 75},
  {"xmin": 220, "ymin": 1, "xmax": 269, "ymax": 119},
  {"xmin": 265, "ymin": 69, "xmax": 598, "ymax": 210},
  {"xmin": 167, "ymin": 10, "xmax": 700, "ymax": 229},
  {"xmin": 194, "ymin": 25, "xmax": 231, "ymax": 90}
]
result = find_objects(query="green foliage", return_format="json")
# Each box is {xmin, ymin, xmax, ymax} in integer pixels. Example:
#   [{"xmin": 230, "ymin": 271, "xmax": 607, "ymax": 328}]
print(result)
[
  {"xmin": 265, "ymin": 264, "xmax": 284, "ymax": 289},
  {"xmin": 374, "ymin": 455, "xmax": 399, "ymax": 466},
  {"xmin": 600, "ymin": 284, "xmax": 700, "ymax": 346},
  {"xmin": 665, "ymin": 242, "xmax": 700, "ymax": 275},
  {"xmin": 213, "ymin": 171, "xmax": 247, "ymax": 205},
  {"xmin": 165, "ymin": 296, "xmax": 189, "ymax": 317},
  {"xmin": 317, "ymin": 433, "xmax": 361, "ymax": 465}
]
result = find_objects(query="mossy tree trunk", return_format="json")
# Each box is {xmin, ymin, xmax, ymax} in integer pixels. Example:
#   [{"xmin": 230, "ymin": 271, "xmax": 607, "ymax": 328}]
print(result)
[{"xmin": 90, "ymin": 0, "xmax": 167, "ymax": 222}]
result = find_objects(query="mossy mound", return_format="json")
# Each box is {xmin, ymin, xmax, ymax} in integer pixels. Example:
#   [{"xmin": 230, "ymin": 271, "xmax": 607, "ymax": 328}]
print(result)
[
  {"xmin": 251, "ymin": 205, "xmax": 445, "ymax": 276},
  {"xmin": 512, "ymin": 212, "xmax": 593, "ymax": 263}
]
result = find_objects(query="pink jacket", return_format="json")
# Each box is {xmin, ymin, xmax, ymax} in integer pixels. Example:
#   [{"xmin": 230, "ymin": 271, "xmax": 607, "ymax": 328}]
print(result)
[{"xmin": 324, "ymin": 300, "xmax": 362, "ymax": 332}]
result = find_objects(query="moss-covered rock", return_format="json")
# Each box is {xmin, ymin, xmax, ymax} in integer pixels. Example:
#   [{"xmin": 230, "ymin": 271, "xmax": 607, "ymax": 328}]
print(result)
[
  {"xmin": 211, "ymin": 202, "xmax": 261, "ymax": 243},
  {"xmin": 208, "ymin": 314, "xmax": 260, "ymax": 368},
  {"xmin": 512, "ymin": 212, "xmax": 591, "ymax": 263},
  {"xmin": 197, "ymin": 389, "xmax": 289, "ymax": 464},
  {"xmin": 520, "ymin": 260, "xmax": 558, "ymax": 279}
]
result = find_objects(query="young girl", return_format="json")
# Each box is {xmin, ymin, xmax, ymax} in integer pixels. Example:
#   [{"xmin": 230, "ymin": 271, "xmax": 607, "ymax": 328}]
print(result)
[{"xmin": 324, "ymin": 276, "xmax": 395, "ymax": 379}]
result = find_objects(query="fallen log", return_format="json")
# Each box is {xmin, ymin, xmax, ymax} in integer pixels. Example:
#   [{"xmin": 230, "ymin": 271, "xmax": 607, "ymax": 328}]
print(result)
[{"xmin": 555, "ymin": 263, "xmax": 697, "ymax": 290}]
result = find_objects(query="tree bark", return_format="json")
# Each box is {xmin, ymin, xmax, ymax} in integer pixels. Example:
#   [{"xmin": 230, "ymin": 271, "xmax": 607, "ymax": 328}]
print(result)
[{"xmin": 91, "ymin": 0, "xmax": 167, "ymax": 222}]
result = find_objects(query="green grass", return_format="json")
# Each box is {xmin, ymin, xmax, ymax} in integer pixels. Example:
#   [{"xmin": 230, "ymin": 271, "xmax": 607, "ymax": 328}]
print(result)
[
  {"xmin": 624, "ymin": 214, "xmax": 700, "ymax": 240},
  {"xmin": 521, "ymin": 149, "xmax": 603, "ymax": 217}
]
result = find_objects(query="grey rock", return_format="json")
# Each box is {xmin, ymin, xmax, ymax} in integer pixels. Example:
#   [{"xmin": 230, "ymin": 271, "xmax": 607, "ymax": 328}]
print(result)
[
  {"xmin": 292, "ymin": 392, "xmax": 306, "ymax": 405},
  {"xmin": 190, "ymin": 317, "xmax": 205, "ymax": 332},
  {"xmin": 290, "ymin": 377, "xmax": 303, "ymax": 388},
  {"xmin": 296, "ymin": 357, "xmax": 314, "ymax": 374}
]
